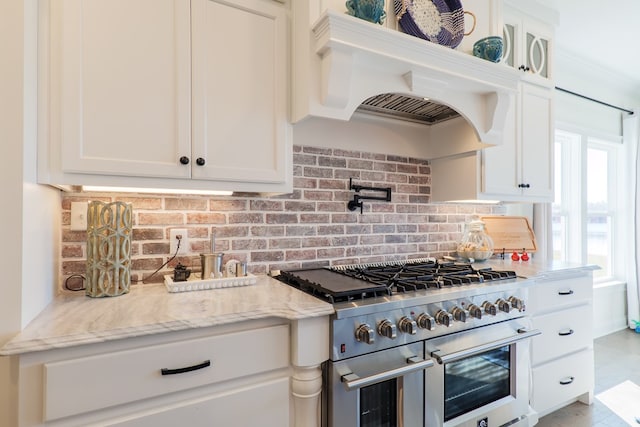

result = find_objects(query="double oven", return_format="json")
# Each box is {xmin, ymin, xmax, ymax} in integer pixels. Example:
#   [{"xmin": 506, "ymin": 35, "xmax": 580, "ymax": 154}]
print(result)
[{"xmin": 277, "ymin": 259, "xmax": 540, "ymax": 427}]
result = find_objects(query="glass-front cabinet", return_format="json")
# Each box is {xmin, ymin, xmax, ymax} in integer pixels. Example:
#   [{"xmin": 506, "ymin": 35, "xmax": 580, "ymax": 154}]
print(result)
[{"xmin": 502, "ymin": 3, "xmax": 554, "ymax": 84}]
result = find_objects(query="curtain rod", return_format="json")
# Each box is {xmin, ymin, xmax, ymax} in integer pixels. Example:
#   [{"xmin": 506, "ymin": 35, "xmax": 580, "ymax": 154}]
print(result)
[{"xmin": 555, "ymin": 86, "xmax": 634, "ymax": 115}]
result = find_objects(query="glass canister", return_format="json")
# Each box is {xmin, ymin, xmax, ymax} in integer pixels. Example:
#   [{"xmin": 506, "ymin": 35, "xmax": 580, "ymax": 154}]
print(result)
[{"xmin": 457, "ymin": 216, "xmax": 494, "ymax": 261}]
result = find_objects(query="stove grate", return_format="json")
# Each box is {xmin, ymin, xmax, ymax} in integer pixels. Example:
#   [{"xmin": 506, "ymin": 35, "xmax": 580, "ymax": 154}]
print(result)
[{"xmin": 276, "ymin": 260, "xmax": 518, "ymax": 303}]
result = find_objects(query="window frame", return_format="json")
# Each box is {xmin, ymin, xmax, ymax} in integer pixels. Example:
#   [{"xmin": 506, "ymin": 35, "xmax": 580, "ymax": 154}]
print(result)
[{"xmin": 552, "ymin": 123, "xmax": 624, "ymax": 283}]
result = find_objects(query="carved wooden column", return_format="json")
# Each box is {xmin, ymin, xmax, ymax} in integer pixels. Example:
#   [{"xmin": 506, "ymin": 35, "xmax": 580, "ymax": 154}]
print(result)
[
  {"xmin": 290, "ymin": 316, "xmax": 330, "ymax": 427},
  {"xmin": 291, "ymin": 365, "xmax": 323, "ymax": 427}
]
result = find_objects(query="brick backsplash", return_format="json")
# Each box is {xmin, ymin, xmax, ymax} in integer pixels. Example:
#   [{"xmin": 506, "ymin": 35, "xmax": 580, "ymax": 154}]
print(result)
[{"xmin": 59, "ymin": 145, "xmax": 506, "ymax": 288}]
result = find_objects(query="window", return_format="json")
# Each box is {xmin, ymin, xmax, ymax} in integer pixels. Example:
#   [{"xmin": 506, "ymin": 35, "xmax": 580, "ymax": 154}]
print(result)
[{"xmin": 552, "ymin": 128, "xmax": 624, "ymax": 282}]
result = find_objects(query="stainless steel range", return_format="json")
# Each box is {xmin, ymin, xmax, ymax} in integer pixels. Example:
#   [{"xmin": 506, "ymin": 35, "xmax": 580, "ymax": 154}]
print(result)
[{"xmin": 277, "ymin": 258, "xmax": 540, "ymax": 427}]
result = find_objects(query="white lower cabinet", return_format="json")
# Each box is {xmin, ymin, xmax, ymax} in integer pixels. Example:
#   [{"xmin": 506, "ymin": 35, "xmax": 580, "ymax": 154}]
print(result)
[
  {"xmin": 531, "ymin": 349, "xmax": 594, "ymax": 414},
  {"xmin": 528, "ymin": 270, "xmax": 594, "ymax": 416},
  {"xmin": 14, "ymin": 321, "xmax": 309, "ymax": 427},
  {"xmin": 107, "ymin": 378, "xmax": 289, "ymax": 427},
  {"xmin": 530, "ymin": 304, "xmax": 592, "ymax": 365}
]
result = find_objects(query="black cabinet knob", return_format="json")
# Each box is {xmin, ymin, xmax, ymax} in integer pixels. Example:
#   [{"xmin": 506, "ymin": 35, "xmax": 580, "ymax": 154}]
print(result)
[
  {"xmin": 179, "ymin": 156, "xmax": 190, "ymax": 165},
  {"xmin": 518, "ymin": 183, "xmax": 531, "ymax": 188},
  {"xmin": 196, "ymin": 157, "xmax": 206, "ymax": 166}
]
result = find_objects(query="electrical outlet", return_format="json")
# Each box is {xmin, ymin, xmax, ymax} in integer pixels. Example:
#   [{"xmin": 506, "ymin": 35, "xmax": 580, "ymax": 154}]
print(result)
[
  {"xmin": 170, "ymin": 229, "xmax": 188, "ymax": 255},
  {"xmin": 70, "ymin": 202, "xmax": 89, "ymax": 231}
]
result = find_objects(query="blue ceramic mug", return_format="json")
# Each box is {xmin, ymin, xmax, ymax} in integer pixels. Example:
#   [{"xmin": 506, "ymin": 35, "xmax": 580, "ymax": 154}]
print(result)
[
  {"xmin": 473, "ymin": 36, "xmax": 503, "ymax": 63},
  {"xmin": 346, "ymin": 0, "xmax": 386, "ymax": 25}
]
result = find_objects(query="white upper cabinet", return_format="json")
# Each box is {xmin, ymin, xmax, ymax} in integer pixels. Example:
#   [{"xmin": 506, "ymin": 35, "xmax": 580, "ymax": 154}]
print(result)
[
  {"xmin": 431, "ymin": 81, "xmax": 554, "ymax": 203},
  {"xmin": 191, "ymin": 0, "xmax": 289, "ymax": 185},
  {"xmin": 430, "ymin": 2, "xmax": 556, "ymax": 203},
  {"xmin": 56, "ymin": 0, "xmax": 192, "ymax": 179},
  {"xmin": 482, "ymin": 82, "xmax": 554, "ymax": 202},
  {"xmin": 40, "ymin": 0, "xmax": 291, "ymax": 194},
  {"xmin": 502, "ymin": 2, "xmax": 555, "ymax": 86}
]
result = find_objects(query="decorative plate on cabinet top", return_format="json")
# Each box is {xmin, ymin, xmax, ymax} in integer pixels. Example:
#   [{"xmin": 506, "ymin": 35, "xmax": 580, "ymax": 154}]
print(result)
[{"xmin": 394, "ymin": 0, "xmax": 466, "ymax": 48}]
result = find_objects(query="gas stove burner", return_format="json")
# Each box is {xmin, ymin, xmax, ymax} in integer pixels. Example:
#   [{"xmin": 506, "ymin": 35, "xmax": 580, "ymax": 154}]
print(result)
[
  {"xmin": 329, "ymin": 259, "xmax": 516, "ymax": 290},
  {"xmin": 277, "ymin": 259, "xmax": 518, "ymax": 304}
]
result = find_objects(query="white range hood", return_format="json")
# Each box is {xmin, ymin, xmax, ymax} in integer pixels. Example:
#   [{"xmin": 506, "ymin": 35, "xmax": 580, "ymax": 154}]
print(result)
[{"xmin": 292, "ymin": 10, "xmax": 523, "ymax": 148}]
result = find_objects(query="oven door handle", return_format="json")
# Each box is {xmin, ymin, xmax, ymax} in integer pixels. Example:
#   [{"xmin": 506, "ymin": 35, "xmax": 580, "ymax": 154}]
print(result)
[
  {"xmin": 341, "ymin": 356, "xmax": 434, "ymax": 391},
  {"xmin": 430, "ymin": 328, "xmax": 541, "ymax": 365}
]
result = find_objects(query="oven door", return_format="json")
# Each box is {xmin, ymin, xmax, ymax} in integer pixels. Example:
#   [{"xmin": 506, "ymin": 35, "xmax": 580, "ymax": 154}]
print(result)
[
  {"xmin": 325, "ymin": 342, "xmax": 433, "ymax": 427},
  {"xmin": 425, "ymin": 318, "xmax": 541, "ymax": 427}
]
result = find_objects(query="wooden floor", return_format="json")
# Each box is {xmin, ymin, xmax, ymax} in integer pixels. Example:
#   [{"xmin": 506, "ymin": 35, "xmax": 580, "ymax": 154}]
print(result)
[{"xmin": 536, "ymin": 328, "xmax": 640, "ymax": 427}]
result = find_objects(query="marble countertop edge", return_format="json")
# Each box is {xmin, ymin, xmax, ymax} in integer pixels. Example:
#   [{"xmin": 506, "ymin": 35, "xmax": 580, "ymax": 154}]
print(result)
[
  {"xmin": 0, "ymin": 307, "xmax": 334, "ymax": 356},
  {"xmin": 0, "ymin": 262, "xmax": 595, "ymax": 357},
  {"xmin": 0, "ymin": 276, "xmax": 334, "ymax": 357}
]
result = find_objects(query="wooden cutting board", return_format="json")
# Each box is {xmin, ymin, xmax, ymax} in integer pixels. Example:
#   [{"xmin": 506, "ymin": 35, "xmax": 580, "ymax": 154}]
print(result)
[{"xmin": 481, "ymin": 216, "xmax": 537, "ymax": 252}]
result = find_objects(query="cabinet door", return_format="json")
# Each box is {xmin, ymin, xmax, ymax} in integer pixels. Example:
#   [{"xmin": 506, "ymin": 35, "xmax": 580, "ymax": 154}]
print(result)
[
  {"xmin": 523, "ymin": 20, "xmax": 552, "ymax": 80},
  {"xmin": 503, "ymin": 9, "xmax": 553, "ymax": 83},
  {"xmin": 481, "ymin": 97, "xmax": 521, "ymax": 198},
  {"xmin": 57, "ymin": 0, "xmax": 192, "ymax": 178},
  {"xmin": 501, "ymin": 15, "xmax": 520, "ymax": 72},
  {"xmin": 191, "ymin": 0, "xmax": 289, "ymax": 185},
  {"xmin": 482, "ymin": 84, "xmax": 553, "ymax": 202},
  {"xmin": 519, "ymin": 83, "xmax": 553, "ymax": 201}
]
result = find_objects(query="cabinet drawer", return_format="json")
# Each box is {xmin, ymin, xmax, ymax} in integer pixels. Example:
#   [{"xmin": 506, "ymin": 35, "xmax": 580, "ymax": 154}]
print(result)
[
  {"xmin": 106, "ymin": 377, "xmax": 289, "ymax": 427},
  {"xmin": 531, "ymin": 349, "xmax": 594, "ymax": 414},
  {"xmin": 529, "ymin": 273, "xmax": 592, "ymax": 313},
  {"xmin": 44, "ymin": 324, "xmax": 289, "ymax": 421},
  {"xmin": 531, "ymin": 304, "xmax": 593, "ymax": 365}
]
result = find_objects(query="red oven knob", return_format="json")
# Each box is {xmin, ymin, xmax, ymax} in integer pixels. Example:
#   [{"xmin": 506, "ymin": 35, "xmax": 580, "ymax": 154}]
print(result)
[
  {"xmin": 496, "ymin": 298, "xmax": 512, "ymax": 313},
  {"xmin": 416, "ymin": 313, "xmax": 436, "ymax": 330},
  {"xmin": 435, "ymin": 310, "xmax": 453, "ymax": 327},
  {"xmin": 377, "ymin": 319, "xmax": 397, "ymax": 339},
  {"xmin": 355, "ymin": 324, "xmax": 375, "ymax": 345},
  {"xmin": 481, "ymin": 301, "xmax": 497, "ymax": 316},
  {"xmin": 450, "ymin": 306, "xmax": 469, "ymax": 323},
  {"xmin": 467, "ymin": 304, "xmax": 483, "ymax": 319},
  {"xmin": 508, "ymin": 296, "xmax": 525, "ymax": 312},
  {"xmin": 398, "ymin": 316, "xmax": 418, "ymax": 335}
]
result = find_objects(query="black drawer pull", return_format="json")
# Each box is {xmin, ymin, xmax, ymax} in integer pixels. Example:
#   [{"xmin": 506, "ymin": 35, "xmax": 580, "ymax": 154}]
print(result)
[
  {"xmin": 558, "ymin": 289, "xmax": 574, "ymax": 296},
  {"xmin": 161, "ymin": 360, "xmax": 211, "ymax": 376},
  {"xmin": 558, "ymin": 329, "xmax": 574, "ymax": 336},
  {"xmin": 559, "ymin": 376, "xmax": 575, "ymax": 385}
]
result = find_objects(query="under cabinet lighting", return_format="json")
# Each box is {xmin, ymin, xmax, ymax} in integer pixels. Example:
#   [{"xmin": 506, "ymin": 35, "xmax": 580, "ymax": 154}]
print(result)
[
  {"xmin": 80, "ymin": 186, "xmax": 233, "ymax": 196},
  {"xmin": 445, "ymin": 199, "xmax": 501, "ymax": 204}
]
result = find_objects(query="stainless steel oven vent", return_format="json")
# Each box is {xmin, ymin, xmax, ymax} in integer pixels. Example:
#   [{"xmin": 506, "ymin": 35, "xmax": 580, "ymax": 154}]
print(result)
[{"xmin": 357, "ymin": 93, "xmax": 460, "ymax": 125}]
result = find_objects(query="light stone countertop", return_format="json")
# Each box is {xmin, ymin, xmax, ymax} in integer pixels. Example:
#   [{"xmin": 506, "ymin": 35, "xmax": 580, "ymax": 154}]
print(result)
[
  {"xmin": 0, "ymin": 259, "xmax": 597, "ymax": 357},
  {"xmin": 0, "ymin": 275, "xmax": 334, "ymax": 356},
  {"xmin": 480, "ymin": 257, "xmax": 600, "ymax": 279}
]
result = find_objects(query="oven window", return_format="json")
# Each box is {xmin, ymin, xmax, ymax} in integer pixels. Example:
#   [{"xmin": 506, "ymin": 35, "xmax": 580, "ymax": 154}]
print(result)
[
  {"xmin": 444, "ymin": 345, "xmax": 511, "ymax": 422},
  {"xmin": 360, "ymin": 378, "xmax": 397, "ymax": 427}
]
